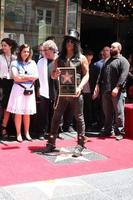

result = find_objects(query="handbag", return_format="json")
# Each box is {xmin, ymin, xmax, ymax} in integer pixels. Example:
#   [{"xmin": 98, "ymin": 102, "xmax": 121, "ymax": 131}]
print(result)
[
  {"xmin": 23, "ymin": 88, "xmax": 33, "ymax": 95},
  {"xmin": 17, "ymin": 83, "xmax": 34, "ymax": 95}
]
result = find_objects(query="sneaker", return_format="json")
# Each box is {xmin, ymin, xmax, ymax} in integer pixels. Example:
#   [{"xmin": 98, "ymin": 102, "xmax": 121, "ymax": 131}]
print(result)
[
  {"xmin": 43, "ymin": 143, "xmax": 55, "ymax": 154},
  {"xmin": 115, "ymin": 134, "xmax": 123, "ymax": 141},
  {"xmin": 72, "ymin": 145, "xmax": 84, "ymax": 157}
]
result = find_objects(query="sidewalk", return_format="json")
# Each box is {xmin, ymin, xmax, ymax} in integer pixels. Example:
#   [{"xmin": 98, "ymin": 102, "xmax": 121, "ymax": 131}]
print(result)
[
  {"xmin": 1, "ymin": 168, "xmax": 133, "ymax": 200},
  {"xmin": 0, "ymin": 131, "xmax": 133, "ymax": 200}
]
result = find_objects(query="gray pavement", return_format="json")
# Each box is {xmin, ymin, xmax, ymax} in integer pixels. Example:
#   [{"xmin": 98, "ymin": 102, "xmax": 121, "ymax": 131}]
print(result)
[
  {"xmin": 0, "ymin": 131, "xmax": 133, "ymax": 200},
  {"xmin": 1, "ymin": 168, "xmax": 133, "ymax": 200}
]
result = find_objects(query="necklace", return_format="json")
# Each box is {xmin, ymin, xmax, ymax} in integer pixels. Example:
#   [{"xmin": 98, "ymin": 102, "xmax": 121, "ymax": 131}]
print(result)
[{"xmin": 4, "ymin": 54, "xmax": 12, "ymax": 71}]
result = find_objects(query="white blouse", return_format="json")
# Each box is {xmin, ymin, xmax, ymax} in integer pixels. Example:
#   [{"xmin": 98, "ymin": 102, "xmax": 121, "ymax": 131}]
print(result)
[
  {"xmin": 0, "ymin": 54, "xmax": 16, "ymax": 79},
  {"xmin": 37, "ymin": 57, "xmax": 49, "ymax": 99}
]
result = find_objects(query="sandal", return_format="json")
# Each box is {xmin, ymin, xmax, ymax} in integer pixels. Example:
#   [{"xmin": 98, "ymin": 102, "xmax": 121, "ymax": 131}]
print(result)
[{"xmin": 1, "ymin": 126, "xmax": 8, "ymax": 139}]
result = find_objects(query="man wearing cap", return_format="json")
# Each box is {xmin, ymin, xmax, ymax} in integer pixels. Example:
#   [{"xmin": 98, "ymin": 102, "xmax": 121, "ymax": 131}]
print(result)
[{"xmin": 43, "ymin": 29, "xmax": 89, "ymax": 157}]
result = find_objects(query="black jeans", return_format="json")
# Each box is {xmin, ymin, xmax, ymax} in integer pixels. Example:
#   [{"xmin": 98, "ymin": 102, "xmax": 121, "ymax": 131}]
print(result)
[
  {"xmin": 38, "ymin": 96, "xmax": 54, "ymax": 133},
  {"xmin": 48, "ymin": 95, "xmax": 85, "ymax": 146},
  {"xmin": 1, "ymin": 79, "xmax": 13, "ymax": 109}
]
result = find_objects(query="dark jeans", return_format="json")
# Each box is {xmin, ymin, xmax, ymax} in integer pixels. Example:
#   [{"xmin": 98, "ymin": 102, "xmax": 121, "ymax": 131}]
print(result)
[
  {"xmin": 38, "ymin": 96, "xmax": 54, "ymax": 133},
  {"xmin": 1, "ymin": 79, "xmax": 13, "ymax": 109},
  {"xmin": 61, "ymin": 103, "xmax": 74, "ymax": 131},
  {"xmin": 102, "ymin": 92, "xmax": 126, "ymax": 134},
  {"xmin": 83, "ymin": 93, "xmax": 104, "ymax": 130},
  {"xmin": 83, "ymin": 93, "xmax": 92, "ymax": 129},
  {"xmin": 48, "ymin": 95, "xmax": 85, "ymax": 146}
]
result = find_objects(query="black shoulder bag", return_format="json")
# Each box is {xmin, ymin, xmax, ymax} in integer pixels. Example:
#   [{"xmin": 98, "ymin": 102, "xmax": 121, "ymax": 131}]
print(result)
[{"xmin": 17, "ymin": 83, "xmax": 34, "ymax": 95}]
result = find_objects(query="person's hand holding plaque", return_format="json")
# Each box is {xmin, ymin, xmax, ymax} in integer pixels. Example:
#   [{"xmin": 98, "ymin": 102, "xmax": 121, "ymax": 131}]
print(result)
[
  {"xmin": 75, "ymin": 86, "xmax": 82, "ymax": 97},
  {"xmin": 52, "ymin": 67, "xmax": 61, "ymax": 79}
]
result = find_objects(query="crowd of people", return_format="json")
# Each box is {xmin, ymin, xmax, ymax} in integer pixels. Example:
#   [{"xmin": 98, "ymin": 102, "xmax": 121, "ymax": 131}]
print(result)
[{"xmin": 0, "ymin": 29, "xmax": 132, "ymax": 157}]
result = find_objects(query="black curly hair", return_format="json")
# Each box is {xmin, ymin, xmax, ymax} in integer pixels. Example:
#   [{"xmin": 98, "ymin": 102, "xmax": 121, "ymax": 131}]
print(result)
[{"xmin": 58, "ymin": 37, "xmax": 80, "ymax": 61}]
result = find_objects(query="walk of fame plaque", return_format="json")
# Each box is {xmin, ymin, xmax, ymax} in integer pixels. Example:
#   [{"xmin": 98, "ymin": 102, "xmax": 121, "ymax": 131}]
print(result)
[{"xmin": 59, "ymin": 67, "xmax": 76, "ymax": 96}]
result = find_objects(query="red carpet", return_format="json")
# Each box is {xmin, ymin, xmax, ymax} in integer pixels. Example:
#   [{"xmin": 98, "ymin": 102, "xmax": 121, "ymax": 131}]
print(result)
[
  {"xmin": 0, "ymin": 137, "xmax": 133, "ymax": 186},
  {"xmin": 125, "ymin": 103, "xmax": 133, "ymax": 138}
]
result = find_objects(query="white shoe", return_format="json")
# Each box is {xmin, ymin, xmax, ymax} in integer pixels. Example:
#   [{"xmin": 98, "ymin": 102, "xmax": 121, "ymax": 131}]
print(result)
[
  {"xmin": 25, "ymin": 133, "xmax": 32, "ymax": 141},
  {"xmin": 17, "ymin": 134, "xmax": 23, "ymax": 142}
]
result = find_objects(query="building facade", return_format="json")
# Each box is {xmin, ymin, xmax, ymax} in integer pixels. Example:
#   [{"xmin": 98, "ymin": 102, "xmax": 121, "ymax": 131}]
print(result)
[
  {"xmin": 0, "ymin": 0, "xmax": 133, "ymax": 55},
  {"xmin": 0, "ymin": 0, "xmax": 80, "ymax": 49}
]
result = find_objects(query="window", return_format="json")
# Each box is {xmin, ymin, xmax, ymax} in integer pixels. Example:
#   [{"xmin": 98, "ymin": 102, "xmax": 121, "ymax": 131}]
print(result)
[
  {"xmin": 36, "ymin": 9, "xmax": 44, "ymax": 24},
  {"xmin": 36, "ymin": 8, "xmax": 54, "ymax": 25},
  {"xmin": 5, "ymin": 4, "xmax": 25, "ymax": 23},
  {"xmin": 46, "ymin": 10, "xmax": 52, "ymax": 24}
]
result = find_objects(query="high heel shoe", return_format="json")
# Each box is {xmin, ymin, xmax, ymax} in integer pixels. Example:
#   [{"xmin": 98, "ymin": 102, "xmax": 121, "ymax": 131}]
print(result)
[
  {"xmin": 25, "ymin": 133, "xmax": 32, "ymax": 141},
  {"xmin": 17, "ymin": 134, "xmax": 23, "ymax": 142}
]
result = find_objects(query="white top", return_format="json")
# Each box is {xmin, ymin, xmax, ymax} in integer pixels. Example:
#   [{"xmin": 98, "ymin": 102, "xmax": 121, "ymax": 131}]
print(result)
[
  {"xmin": 11, "ymin": 59, "xmax": 38, "ymax": 87},
  {"xmin": 37, "ymin": 57, "xmax": 49, "ymax": 99},
  {"xmin": 0, "ymin": 54, "xmax": 16, "ymax": 79}
]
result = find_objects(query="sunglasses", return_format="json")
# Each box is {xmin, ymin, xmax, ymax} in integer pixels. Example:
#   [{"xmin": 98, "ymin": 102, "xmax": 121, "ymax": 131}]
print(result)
[{"xmin": 66, "ymin": 39, "xmax": 74, "ymax": 43}]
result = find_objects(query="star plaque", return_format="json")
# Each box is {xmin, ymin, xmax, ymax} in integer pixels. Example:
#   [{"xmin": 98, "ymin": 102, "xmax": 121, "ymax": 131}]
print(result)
[{"xmin": 59, "ymin": 67, "xmax": 76, "ymax": 96}]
